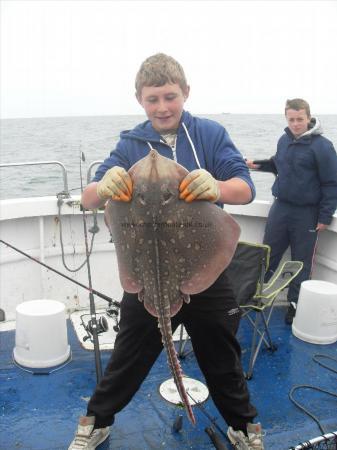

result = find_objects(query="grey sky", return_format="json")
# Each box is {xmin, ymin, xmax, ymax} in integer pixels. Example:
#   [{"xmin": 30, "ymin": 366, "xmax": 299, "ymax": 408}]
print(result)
[{"xmin": 1, "ymin": 0, "xmax": 337, "ymax": 118}]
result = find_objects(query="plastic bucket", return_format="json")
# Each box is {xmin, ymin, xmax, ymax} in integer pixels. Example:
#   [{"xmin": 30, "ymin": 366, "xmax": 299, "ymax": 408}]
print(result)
[
  {"xmin": 13, "ymin": 299, "xmax": 70, "ymax": 368},
  {"xmin": 292, "ymin": 280, "xmax": 337, "ymax": 344}
]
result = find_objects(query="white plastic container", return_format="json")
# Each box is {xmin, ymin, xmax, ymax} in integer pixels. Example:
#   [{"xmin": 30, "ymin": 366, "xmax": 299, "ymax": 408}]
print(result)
[
  {"xmin": 292, "ymin": 280, "xmax": 337, "ymax": 344},
  {"xmin": 13, "ymin": 299, "xmax": 70, "ymax": 368}
]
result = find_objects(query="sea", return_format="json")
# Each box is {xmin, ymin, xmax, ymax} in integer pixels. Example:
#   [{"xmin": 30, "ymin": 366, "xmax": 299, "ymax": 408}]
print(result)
[{"xmin": 1, "ymin": 114, "xmax": 337, "ymax": 201}]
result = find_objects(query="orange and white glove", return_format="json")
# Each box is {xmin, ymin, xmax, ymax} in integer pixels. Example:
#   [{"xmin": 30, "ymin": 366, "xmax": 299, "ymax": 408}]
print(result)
[
  {"xmin": 179, "ymin": 169, "xmax": 220, "ymax": 203},
  {"xmin": 96, "ymin": 166, "xmax": 132, "ymax": 202}
]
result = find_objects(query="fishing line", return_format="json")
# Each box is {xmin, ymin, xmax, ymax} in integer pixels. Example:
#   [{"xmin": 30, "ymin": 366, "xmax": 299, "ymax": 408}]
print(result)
[
  {"xmin": 309, "ymin": 230, "xmax": 319, "ymax": 280},
  {"xmin": 56, "ymin": 191, "xmax": 98, "ymax": 272}
]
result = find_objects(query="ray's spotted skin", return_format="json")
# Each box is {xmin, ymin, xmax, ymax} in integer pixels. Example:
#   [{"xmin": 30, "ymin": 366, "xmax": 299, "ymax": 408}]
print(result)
[{"xmin": 105, "ymin": 149, "xmax": 240, "ymax": 424}]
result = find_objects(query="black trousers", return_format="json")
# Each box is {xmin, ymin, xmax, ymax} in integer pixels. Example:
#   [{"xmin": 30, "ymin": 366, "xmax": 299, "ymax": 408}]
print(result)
[{"xmin": 87, "ymin": 271, "xmax": 257, "ymax": 430}]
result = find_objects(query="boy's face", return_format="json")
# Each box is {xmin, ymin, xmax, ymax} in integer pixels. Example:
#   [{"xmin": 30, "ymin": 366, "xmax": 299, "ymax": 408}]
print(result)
[
  {"xmin": 285, "ymin": 108, "xmax": 311, "ymax": 138},
  {"xmin": 137, "ymin": 83, "xmax": 189, "ymax": 133}
]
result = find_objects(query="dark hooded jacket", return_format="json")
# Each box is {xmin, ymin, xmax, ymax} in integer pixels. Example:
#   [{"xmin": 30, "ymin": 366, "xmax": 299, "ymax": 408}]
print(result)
[
  {"xmin": 253, "ymin": 118, "xmax": 337, "ymax": 224},
  {"xmin": 93, "ymin": 110, "xmax": 255, "ymax": 207}
]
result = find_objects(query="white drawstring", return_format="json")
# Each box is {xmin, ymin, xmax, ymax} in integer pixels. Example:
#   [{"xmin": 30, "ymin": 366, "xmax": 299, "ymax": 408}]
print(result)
[
  {"xmin": 182, "ymin": 122, "xmax": 201, "ymax": 169},
  {"xmin": 147, "ymin": 122, "xmax": 202, "ymax": 169},
  {"xmin": 147, "ymin": 141, "xmax": 156, "ymax": 152}
]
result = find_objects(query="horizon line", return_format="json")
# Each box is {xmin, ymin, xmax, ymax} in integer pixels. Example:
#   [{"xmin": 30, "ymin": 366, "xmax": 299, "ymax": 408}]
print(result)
[{"xmin": 2, "ymin": 111, "xmax": 337, "ymax": 120}]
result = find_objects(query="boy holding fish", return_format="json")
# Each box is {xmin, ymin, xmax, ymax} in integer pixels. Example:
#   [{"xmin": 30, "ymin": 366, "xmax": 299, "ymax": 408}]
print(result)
[{"xmin": 69, "ymin": 53, "xmax": 264, "ymax": 450}]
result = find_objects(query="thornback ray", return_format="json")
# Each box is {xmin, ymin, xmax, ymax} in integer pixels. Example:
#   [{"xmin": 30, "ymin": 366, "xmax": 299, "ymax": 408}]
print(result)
[{"xmin": 105, "ymin": 149, "xmax": 241, "ymax": 425}]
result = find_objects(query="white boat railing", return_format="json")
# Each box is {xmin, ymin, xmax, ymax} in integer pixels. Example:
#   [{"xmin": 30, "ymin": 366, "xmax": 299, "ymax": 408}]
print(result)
[
  {"xmin": 1, "ymin": 158, "xmax": 337, "ymax": 323},
  {"xmin": 87, "ymin": 160, "xmax": 103, "ymax": 184},
  {"xmin": 0, "ymin": 161, "xmax": 70, "ymax": 195}
]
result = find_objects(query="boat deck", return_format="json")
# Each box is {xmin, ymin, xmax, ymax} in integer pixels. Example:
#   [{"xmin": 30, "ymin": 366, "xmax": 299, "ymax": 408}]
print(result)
[{"xmin": 1, "ymin": 306, "xmax": 336, "ymax": 450}]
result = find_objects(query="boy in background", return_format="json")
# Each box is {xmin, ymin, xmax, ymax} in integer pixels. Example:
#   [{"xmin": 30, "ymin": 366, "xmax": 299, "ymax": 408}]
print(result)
[{"xmin": 247, "ymin": 98, "xmax": 337, "ymax": 324}]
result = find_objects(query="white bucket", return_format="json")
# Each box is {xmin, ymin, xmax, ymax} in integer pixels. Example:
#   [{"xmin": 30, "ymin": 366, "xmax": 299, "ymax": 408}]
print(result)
[
  {"xmin": 292, "ymin": 280, "xmax": 337, "ymax": 344},
  {"xmin": 13, "ymin": 299, "xmax": 71, "ymax": 368}
]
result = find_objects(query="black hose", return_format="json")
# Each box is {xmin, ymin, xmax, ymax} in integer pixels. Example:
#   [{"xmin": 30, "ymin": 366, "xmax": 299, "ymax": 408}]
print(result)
[{"xmin": 288, "ymin": 354, "xmax": 337, "ymax": 435}]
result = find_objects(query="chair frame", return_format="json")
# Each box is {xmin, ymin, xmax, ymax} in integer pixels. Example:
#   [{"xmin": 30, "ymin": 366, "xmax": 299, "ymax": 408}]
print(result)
[
  {"xmin": 175, "ymin": 241, "xmax": 303, "ymax": 380},
  {"xmin": 235, "ymin": 241, "xmax": 303, "ymax": 379}
]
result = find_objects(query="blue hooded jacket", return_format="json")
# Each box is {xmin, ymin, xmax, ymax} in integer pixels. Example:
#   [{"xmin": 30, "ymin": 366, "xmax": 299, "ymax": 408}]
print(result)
[
  {"xmin": 272, "ymin": 118, "xmax": 337, "ymax": 224},
  {"xmin": 253, "ymin": 118, "xmax": 337, "ymax": 224},
  {"xmin": 93, "ymin": 111, "xmax": 255, "ymax": 207}
]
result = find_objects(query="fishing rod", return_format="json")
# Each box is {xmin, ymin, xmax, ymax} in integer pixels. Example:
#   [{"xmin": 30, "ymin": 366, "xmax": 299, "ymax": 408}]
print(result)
[
  {"xmin": 79, "ymin": 150, "xmax": 103, "ymax": 382},
  {"xmin": 175, "ymin": 391, "xmax": 230, "ymax": 450},
  {"xmin": 0, "ymin": 239, "xmax": 119, "ymax": 308}
]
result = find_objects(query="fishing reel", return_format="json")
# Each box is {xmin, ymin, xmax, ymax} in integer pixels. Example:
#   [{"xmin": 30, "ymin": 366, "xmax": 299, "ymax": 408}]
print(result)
[
  {"xmin": 83, "ymin": 316, "xmax": 109, "ymax": 342},
  {"xmin": 106, "ymin": 304, "xmax": 120, "ymax": 332}
]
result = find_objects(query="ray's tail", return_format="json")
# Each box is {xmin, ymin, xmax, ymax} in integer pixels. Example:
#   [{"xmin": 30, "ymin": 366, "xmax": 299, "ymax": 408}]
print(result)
[{"xmin": 158, "ymin": 314, "xmax": 196, "ymax": 425}]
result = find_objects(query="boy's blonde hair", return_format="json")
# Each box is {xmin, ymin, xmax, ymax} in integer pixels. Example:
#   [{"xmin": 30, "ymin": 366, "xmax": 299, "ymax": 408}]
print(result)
[
  {"xmin": 285, "ymin": 98, "xmax": 311, "ymax": 117},
  {"xmin": 135, "ymin": 53, "xmax": 188, "ymax": 97}
]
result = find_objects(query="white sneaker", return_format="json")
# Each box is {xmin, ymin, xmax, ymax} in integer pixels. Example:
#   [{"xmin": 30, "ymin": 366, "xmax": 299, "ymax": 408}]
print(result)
[
  {"xmin": 68, "ymin": 416, "xmax": 110, "ymax": 450},
  {"xmin": 227, "ymin": 422, "xmax": 264, "ymax": 450}
]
